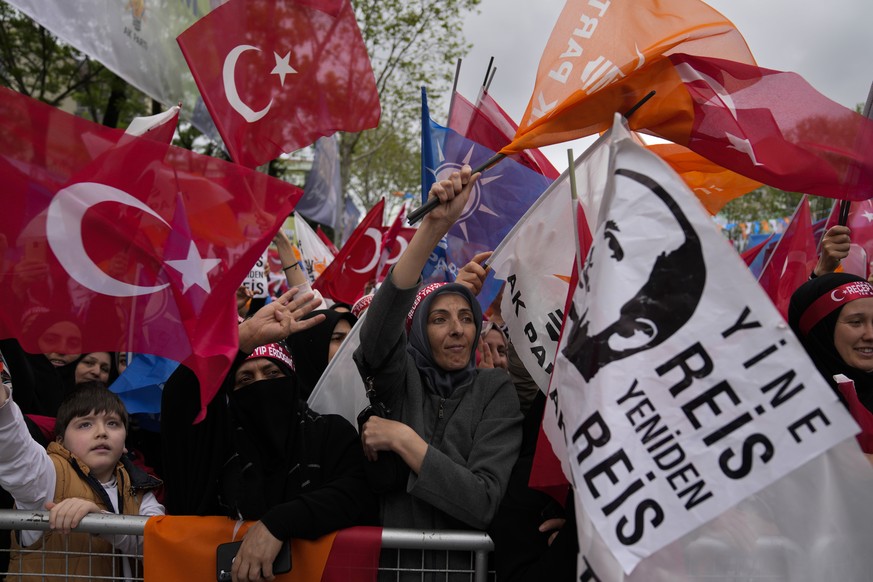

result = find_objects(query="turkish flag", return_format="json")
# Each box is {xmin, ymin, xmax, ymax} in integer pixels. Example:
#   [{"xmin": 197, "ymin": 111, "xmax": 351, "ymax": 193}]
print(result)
[
  {"xmin": 316, "ymin": 226, "xmax": 339, "ymax": 256},
  {"xmin": 312, "ymin": 199, "xmax": 384, "ymax": 304},
  {"xmin": 740, "ymin": 234, "xmax": 774, "ymax": 267},
  {"xmin": 758, "ymin": 196, "xmax": 817, "ymax": 319},
  {"xmin": 505, "ymin": 0, "xmax": 755, "ymax": 153},
  {"xmin": 376, "ymin": 226, "xmax": 415, "ymax": 284},
  {"xmin": 672, "ymin": 54, "xmax": 873, "ymax": 201},
  {"xmin": 374, "ymin": 205, "xmax": 405, "ymax": 283},
  {"xmin": 177, "ymin": 0, "xmax": 380, "ymax": 168},
  {"xmin": 0, "ymin": 87, "xmax": 302, "ymax": 420}
]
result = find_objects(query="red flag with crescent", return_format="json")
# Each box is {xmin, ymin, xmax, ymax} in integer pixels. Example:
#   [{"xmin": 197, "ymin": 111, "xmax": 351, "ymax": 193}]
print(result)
[
  {"xmin": 757, "ymin": 196, "xmax": 817, "ymax": 319},
  {"xmin": 0, "ymin": 87, "xmax": 303, "ymax": 421},
  {"xmin": 312, "ymin": 199, "xmax": 384, "ymax": 304},
  {"xmin": 177, "ymin": 0, "xmax": 380, "ymax": 168}
]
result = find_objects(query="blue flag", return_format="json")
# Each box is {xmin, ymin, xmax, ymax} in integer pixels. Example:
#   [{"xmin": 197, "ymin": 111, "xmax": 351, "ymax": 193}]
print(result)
[
  {"xmin": 420, "ymin": 94, "xmax": 553, "ymax": 305},
  {"xmin": 109, "ymin": 353, "xmax": 179, "ymax": 415},
  {"xmin": 297, "ymin": 135, "xmax": 342, "ymax": 230},
  {"xmin": 341, "ymin": 197, "xmax": 361, "ymax": 246}
]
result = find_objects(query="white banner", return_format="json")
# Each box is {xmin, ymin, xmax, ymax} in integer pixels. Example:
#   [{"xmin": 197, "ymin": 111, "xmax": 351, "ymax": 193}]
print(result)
[
  {"xmin": 307, "ymin": 313, "xmax": 367, "ymax": 429},
  {"xmin": 489, "ymin": 131, "xmax": 613, "ymax": 393},
  {"xmin": 551, "ymin": 116, "xmax": 858, "ymax": 574},
  {"xmin": 7, "ymin": 1, "xmax": 215, "ymax": 115},
  {"xmin": 293, "ymin": 215, "xmax": 334, "ymax": 284},
  {"xmin": 241, "ymin": 251, "xmax": 268, "ymax": 298}
]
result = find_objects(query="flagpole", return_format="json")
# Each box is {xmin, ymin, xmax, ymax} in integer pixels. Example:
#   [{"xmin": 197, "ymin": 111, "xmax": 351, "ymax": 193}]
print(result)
[
  {"xmin": 446, "ymin": 58, "xmax": 463, "ymax": 127},
  {"xmin": 567, "ymin": 148, "xmax": 585, "ymax": 283},
  {"xmin": 482, "ymin": 56, "xmax": 494, "ymax": 89},
  {"xmin": 838, "ymin": 80, "xmax": 873, "ymax": 225},
  {"xmin": 485, "ymin": 67, "xmax": 497, "ymax": 93}
]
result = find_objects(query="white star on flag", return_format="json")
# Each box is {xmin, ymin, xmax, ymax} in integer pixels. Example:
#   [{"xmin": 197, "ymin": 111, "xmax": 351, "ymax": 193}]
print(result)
[
  {"xmin": 270, "ymin": 51, "xmax": 297, "ymax": 86},
  {"xmin": 166, "ymin": 241, "xmax": 222, "ymax": 293},
  {"xmin": 862, "ymin": 210, "xmax": 873, "ymax": 223}
]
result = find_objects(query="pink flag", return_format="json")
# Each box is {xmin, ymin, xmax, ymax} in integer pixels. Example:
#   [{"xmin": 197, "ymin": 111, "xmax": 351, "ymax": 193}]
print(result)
[{"xmin": 449, "ymin": 90, "xmax": 559, "ymax": 180}]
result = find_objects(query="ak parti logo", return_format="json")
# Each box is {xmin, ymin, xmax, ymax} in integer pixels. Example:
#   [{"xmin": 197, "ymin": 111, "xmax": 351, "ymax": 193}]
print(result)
[{"xmin": 126, "ymin": 0, "xmax": 145, "ymax": 31}]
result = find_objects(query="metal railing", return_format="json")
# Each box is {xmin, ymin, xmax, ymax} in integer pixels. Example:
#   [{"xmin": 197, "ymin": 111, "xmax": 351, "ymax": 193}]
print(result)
[{"xmin": 0, "ymin": 510, "xmax": 494, "ymax": 582}]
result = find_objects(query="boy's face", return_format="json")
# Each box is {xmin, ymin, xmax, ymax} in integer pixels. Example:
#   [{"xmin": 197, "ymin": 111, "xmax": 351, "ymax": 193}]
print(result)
[{"xmin": 60, "ymin": 410, "xmax": 126, "ymax": 483}]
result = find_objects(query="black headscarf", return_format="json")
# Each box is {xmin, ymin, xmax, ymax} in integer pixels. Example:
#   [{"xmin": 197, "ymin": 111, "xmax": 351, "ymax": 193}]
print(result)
[
  {"xmin": 788, "ymin": 273, "xmax": 873, "ymax": 411},
  {"xmin": 286, "ymin": 309, "xmax": 357, "ymax": 400},
  {"xmin": 407, "ymin": 283, "xmax": 482, "ymax": 398}
]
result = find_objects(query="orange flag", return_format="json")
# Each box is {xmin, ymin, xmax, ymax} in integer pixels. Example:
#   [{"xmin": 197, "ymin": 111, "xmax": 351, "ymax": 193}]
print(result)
[
  {"xmin": 647, "ymin": 142, "xmax": 762, "ymax": 214},
  {"xmin": 143, "ymin": 516, "xmax": 381, "ymax": 582},
  {"xmin": 504, "ymin": 0, "xmax": 755, "ymax": 154}
]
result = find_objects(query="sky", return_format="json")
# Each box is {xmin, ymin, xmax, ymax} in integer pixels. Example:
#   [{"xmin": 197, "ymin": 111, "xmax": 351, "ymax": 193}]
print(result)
[{"xmin": 456, "ymin": 0, "xmax": 873, "ymax": 171}]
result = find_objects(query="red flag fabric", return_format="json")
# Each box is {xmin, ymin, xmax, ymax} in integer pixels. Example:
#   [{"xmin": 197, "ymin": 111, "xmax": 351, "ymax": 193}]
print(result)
[
  {"xmin": 448, "ymin": 90, "xmax": 559, "ymax": 179},
  {"xmin": 670, "ymin": 54, "xmax": 873, "ymax": 201},
  {"xmin": 757, "ymin": 196, "xmax": 817, "ymax": 318},
  {"xmin": 312, "ymin": 200, "xmax": 384, "ymax": 304},
  {"xmin": 316, "ymin": 226, "xmax": 340, "ymax": 256},
  {"xmin": 740, "ymin": 234, "xmax": 774, "ymax": 267},
  {"xmin": 820, "ymin": 198, "xmax": 873, "ymax": 279},
  {"xmin": 0, "ymin": 87, "xmax": 301, "ymax": 421},
  {"xmin": 143, "ymin": 516, "xmax": 381, "ymax": 582},
  {"xmin": 377, "ymin": 226, "xmax": 415, "ymax": 284},
  {"xmin": 177, "ymin": 0, "xmax": 380, "ymax": 168},
  {"xmin": 375, "ymin": 206, "xmax": 405, "ymax": 283}
]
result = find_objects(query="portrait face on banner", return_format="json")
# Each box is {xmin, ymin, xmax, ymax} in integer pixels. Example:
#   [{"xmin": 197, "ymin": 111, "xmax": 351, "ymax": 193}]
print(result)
[{"xmin": 563, "ymin": 168, "xmax": 707, "ymax": 381}]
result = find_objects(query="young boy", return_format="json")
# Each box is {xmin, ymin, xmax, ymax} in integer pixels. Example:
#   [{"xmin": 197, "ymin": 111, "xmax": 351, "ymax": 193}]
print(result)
[{"xmin": 0, "ymin": 381, "xmax": 163, "ymax": 579}]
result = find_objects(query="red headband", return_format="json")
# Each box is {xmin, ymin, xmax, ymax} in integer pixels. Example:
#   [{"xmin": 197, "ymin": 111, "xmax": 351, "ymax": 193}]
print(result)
[
  {"xmin": 245, "ymin": 342, "xmax": 294, "ymax": 370},
  {"xmin": 798, "ymin": 281, "xmax": 873, "ymax": 336},
  {"xmin": 406, "ymin": 283, "xmax": 447, "ymax": 332}
]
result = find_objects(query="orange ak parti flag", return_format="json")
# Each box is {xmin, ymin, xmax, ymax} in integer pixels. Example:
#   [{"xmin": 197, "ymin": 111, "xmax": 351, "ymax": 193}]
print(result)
[
  {"xmin": 647, "ymin": 142, "xmax": 762, "ymax": 215},
  {"xmin": 505, "ymin": 0, "xmax": 873, "ymax": 202},
  {"xmin": 143, "ymin": 516, "xmax": 381, "ymax": 582},
  {"xmin": 505, "ymin": 0, "xmax": 756, "ymax": 153}
]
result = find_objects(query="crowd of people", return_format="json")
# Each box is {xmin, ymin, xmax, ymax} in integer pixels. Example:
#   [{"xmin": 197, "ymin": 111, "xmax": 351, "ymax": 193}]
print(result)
[{"xmin": 0, "ymin": 165, "xmax": 870, "ymax": 582}]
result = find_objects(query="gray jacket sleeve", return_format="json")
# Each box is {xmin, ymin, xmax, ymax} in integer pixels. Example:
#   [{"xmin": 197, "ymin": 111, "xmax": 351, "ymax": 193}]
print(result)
[
  {"xmin": 408, "ymin": 374, "xmax": 523, "ymax": 529},
  {"xmin": 353, "ymin": 272, "xmax": 419, "ymax": 410}
]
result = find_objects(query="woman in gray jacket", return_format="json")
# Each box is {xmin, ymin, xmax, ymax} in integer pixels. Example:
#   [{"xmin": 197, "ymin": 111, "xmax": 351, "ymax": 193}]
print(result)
[{"xmin": 354, "ymin": 165, "xmax": 522, "ymax": 530}]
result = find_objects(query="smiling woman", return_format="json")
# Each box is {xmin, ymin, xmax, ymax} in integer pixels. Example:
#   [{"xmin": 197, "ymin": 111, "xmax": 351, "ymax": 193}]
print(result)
[
  {"xmin": 353, "ymin": 165, "xmax": 522, "ymax": 530},
  {"xmin": 789, "ymin": 273, "xmax": 873, "ymax": 456}
]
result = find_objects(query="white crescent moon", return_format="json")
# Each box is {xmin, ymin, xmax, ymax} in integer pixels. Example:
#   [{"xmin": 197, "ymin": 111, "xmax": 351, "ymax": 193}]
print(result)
[
  {"xmin": 384, "ymin": 237, "xmax": 408, "ymax": 266},
  {"xmin": 223, "ymin": 44, "xmax": 272, "ymax": 123},
  {"xmin": 46, "ymin": 182, "xmax": 170, "ymax": 297},
  {"xmin": 349, "ymin": 228, "xmax": 382, "ymax": 274}
]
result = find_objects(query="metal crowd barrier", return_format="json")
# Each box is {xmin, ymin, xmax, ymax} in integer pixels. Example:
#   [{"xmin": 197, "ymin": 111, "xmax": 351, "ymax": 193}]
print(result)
[{"xmin": 0, "ymin": 510, "xmax": 494, "ymax": 582}]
